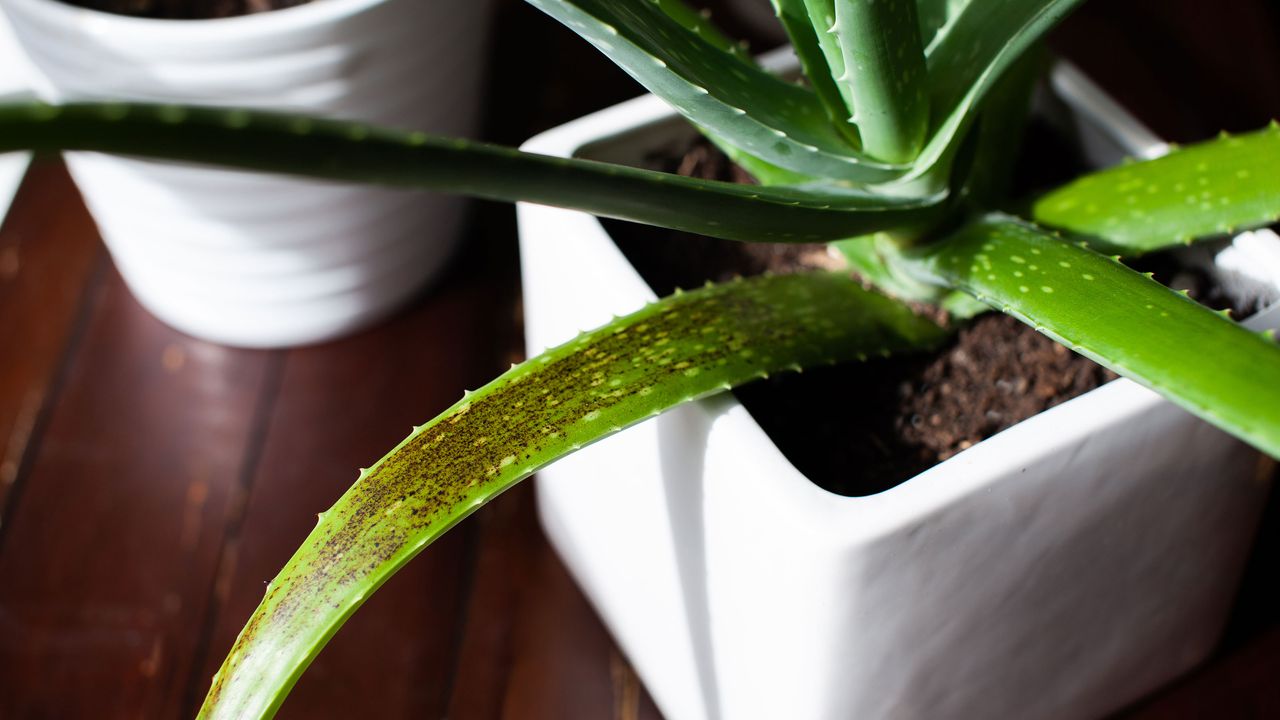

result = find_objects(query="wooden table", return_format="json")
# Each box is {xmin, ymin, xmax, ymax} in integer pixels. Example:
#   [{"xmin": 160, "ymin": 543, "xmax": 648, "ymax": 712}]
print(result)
[{"xmin": 0, "ymin": 1, "xmax": 1277, "ymax": 718}]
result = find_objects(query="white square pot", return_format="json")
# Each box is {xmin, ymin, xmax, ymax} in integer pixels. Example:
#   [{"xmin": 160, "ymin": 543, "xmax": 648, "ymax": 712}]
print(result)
[
  {"xmin": 517, "ymin": 56, "xmax": 1280, "ymax": 720},
  {"xmin": 0, "ymin": 0, "xmax": 493, "ymax": 348}
]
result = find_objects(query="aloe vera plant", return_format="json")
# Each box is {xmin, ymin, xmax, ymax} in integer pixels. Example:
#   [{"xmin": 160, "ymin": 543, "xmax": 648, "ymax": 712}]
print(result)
[{"xmin": 1, "ymin": 0, "xmax": 1279, "ymax": 717}]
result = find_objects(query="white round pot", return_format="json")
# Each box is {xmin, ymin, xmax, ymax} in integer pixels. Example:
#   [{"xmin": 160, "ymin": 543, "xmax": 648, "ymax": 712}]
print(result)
[
  {"xmin": 0, "ymin": 9, "xmax": 34, "ymax": 213},
  {"xmin": 517, "ymin": 53, "xmax": 1280, "ymax": 720},
  {"xmin": 0, "ymin": 0, "xmax": 493, "ymax": 347}
]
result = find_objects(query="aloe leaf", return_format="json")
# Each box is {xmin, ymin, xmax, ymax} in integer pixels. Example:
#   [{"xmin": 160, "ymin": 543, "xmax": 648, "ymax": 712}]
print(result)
[
  {"xmin": 917, "ymin": 0, "xmax": 972, "ymax": 51},
  {"xmin": 0, "ymin": 102, "xmax": 946, "ymax": 243},
  {"xmin": 710, "ymin": 141, "xmax": 814, "ymax": 186},
  {"xmin": 833, "ymin": 232, "xmax": 988, "ymax": 317},
  {"xmin": 828, "ymin": 51, "xmax": 1038, "ymax": 316},
  {"xmin": 906, "ymin": 0, "xmax": 1087, "ymax": 185},
  {"xmin": 834, "ymin": 232, "xmax": 946, "ymax": 301},
  {"xmin": 905, "ymin": 213, "xmax": 1280, "ymax": 458},
  {"xmin": 198, "ymin": 272, "xmax": 946, "ymax": 719},
  {"xmin": 1031, "ymin": 124, "xmax": 1280, "ymax": 255},
  {"xmin": 769, "ymin": 0, "xmax": 861, "ymax": 145},
  {"xmin": 527, "ymin": 0, "xmax": 908, "ymax": 181},
  {"xmin": 652, "ymin": 0, "xmax": 753, "ymax": 64},
  {"xmin": 705, "ymin": 128, "xmax": 817, "ymax": 186},
  {"xmin": 825, "ymin": 0, "xmax": 930, "ymax": 163},
  {"xmin": 957, "ymin": 45, "xmax": 1043, "ymax": 212},
  {"xmin": 797, "ymin": 0, "xmax": 856, "ymax": 115}
]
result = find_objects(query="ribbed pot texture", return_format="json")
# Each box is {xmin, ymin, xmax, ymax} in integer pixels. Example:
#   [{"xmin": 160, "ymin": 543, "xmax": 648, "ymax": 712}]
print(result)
[{"xmin": 1, "ymin": 0, "xmax": 493, "ymax": 347}]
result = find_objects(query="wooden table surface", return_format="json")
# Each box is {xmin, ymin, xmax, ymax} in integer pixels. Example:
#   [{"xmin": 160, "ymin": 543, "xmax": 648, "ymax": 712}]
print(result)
[{"xmin": 1, "ymin": 2, "xmax": 1277, "ymax": 718}]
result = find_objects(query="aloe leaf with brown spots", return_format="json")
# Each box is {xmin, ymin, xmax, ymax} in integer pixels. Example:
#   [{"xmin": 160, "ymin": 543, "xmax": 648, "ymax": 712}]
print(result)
[{"xmin": 196, "ymin": 272, "xmax": 946, "ymax": 720}]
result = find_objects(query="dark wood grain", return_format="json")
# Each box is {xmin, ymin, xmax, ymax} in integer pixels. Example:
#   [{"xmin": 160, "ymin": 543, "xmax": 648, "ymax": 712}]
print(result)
[
  {"xmin": 445, "ymin": 481, "xmax": 662, "ymax": 720},
  {"xmin": 0, "ymin": 162, "xmax": 103, "ymax": 518},
  {"xmin": 0, "ymin": 190, "xmax": 275, "ymax": 717},
  {"xmin": 1118, "ymin": 627, "xmax": 1280, "ymax": 719},
  {"xmin": 185, "ymin": 228, "xmax": 517, "ymax": 718}
]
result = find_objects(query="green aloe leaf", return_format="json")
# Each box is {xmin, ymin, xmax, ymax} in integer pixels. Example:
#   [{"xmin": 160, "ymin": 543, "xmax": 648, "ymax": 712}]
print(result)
[
  {"xmin": 198, "ymin": 272, "xmax": 946, "ymax": 719},
  {"xmin": 827, "ymin": 47, "xmax": 1042, "ymax": 317},
  {"xmin": 814, "ymin": 0, "xmax": 930, "ymax": 163},
  {"xmin": 770, "ymin": 0, "xmax": 861, "ymax": 145},
  {"xmin": 917, "ymin": 0, "xmax": 973, "ymax": 51},
  {"xmin": 832, "ymin": 232, "xmax": 989, "ymax": 318},
  {"xmin": 652, "ymin": 0, "xmax": 754, "ymax": 63},
  {"xmin": 906, "ymin": 0, "xmax": 1087, "ymax": 185},
  {"xmin": 1031, "ymin": 124, "xmax": 1280, "ymax": 255},
  {"xmin": 797, "ymin": 0, "xmax": 856, "ymax": 116},
  {"xmin": 905, "ymin": 213, "xmax": 1280, "ymax": 458},
  {"xmin": 705, "ymin": 133, "xmax": 817, "ymax": 186},
  {"xmin": 956, "ymin": 45, "xmax": 1044, "ymax": 212},
  {"xmin": 528, "ymin": 0, "xmax": 908, "ymax": 181},
  {"xmin": 833, "ymin": 42, "xmax": 1043, "ymax": 315},
  {"xmin": 0, "ymin": 102, "xmax": 945, "ymax": 243},
  {"xmin": 833, "ymin": 232, "xmax": 952, "ymax": 301}
]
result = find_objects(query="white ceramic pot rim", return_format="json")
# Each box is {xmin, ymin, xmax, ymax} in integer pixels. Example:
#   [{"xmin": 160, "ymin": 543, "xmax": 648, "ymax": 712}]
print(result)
[
  {"xmin": 5, "ymin": 0, "xmax": 388, "ymax": 38},
  {"xmin": 520, "ymin": 54, "xmax": 1280, "ymax": 549}
]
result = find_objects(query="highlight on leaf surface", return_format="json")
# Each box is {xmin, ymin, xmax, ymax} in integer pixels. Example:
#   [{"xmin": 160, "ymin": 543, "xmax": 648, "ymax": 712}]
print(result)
[
  {"xmin": 905, "ymin": 214, "xmax": 1280, "ymax": 459},
  {"xmin": 197, "ymin": 272, "xmax": 945, "ymax": 719},
  {"xmin": 904, "ymin": 0, "xmax": 1088, "ymax": 183},
  {"xmin": 1031, "ymin": 123, "xmax": 1280, "ymax": 255},
  {"xmin": 824, "ymin": 0, "xmax": 930, "ymax": 163},
  {"xmin": 770, "ymin": 0, "xmax": 859, "ymax": 143}
]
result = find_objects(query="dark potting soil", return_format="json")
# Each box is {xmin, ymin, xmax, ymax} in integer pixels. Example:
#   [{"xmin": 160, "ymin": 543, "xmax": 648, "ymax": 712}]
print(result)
[
  {"xmin": 605, "ymin": 128, "xmax": 1129, "ymax": 497},
  {"xmin": 61, "ymin": 0, "xmax": 310, "ymax": 19},
  {"xmin": 609, "ymin": 233, "xmax": 1120, "ymax": 496}
]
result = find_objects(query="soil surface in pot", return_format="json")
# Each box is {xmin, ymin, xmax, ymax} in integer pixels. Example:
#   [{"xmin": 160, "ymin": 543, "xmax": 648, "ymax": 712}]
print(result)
[
  {"xmin": 606, "ymin": 123, "xmax": 1246, "ymax": 497},
  {"xmin": 62, "ymin": 0, "xmax": 309, "ymax": 19}
]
